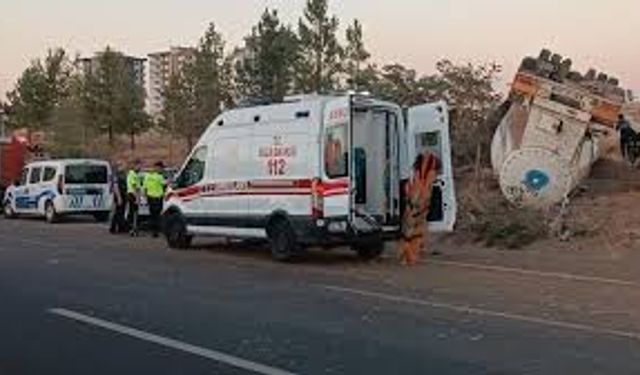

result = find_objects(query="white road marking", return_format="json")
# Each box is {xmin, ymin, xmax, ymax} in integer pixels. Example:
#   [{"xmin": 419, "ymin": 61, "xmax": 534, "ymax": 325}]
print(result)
[
  {"xmin": 429, "ymin": 259, "xmax": 640, "ymax": 287},
  {"xmin": 320, "ymin": 284, "xmax": 640, "ymax": 342},
  {"xmin": 48, "ymin": 308, "xmax": 297, "ymax": 375}
]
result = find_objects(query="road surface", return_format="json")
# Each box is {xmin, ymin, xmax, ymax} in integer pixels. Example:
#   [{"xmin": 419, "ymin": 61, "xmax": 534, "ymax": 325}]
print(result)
[{"xmin": 2, "ymin": 218, "xmax": 640, "ymax": 374}]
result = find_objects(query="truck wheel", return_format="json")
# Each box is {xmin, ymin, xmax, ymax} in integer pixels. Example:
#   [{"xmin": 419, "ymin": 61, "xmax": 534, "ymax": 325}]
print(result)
[
  {"xmin": 93, "ymin": 212, "xmax": 110, "ymax": 223},
  {"xmin": 3, "ymin": 202, "xmax": 16, "ymax": 219},
  {"xmin": 45, "ymin": 201, "xmax": 58, "ymax": 224},
  {"xmin": 267, "ymin": 218, "xmax": 302, "ymax": 262},
  {"xmin": 353, "ymin": 239, "xmax": 385, "ymax": 261},
  {"xmin": 164, "ymin": 213, "xmax": 192, "ymax": 250}
]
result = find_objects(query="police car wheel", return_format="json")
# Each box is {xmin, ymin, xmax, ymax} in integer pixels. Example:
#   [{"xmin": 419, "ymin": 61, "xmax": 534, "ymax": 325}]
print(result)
[
  {"xmin": 45, "ymin": 201, "xmax": 58, "ymax": 224},
  {"xmin": 93, "ymin": 212, "xmax": 110, "ymax": 223},
  {"xmin": 165, "ymin": 213, "xmax": 192, "ymax": 249},
  {"xmin": 268, "ymin": 218, "xmax": 302, "ymax": 262},
  {"xmin": 3, "ymin": 202, "xmax": 16, "ymax": 219}
]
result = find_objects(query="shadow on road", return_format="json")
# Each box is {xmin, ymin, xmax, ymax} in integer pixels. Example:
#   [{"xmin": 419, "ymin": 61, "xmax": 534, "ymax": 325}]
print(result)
[{"xmin": 190, "ymin": 239, "xmax": 387, "ymax": 267}]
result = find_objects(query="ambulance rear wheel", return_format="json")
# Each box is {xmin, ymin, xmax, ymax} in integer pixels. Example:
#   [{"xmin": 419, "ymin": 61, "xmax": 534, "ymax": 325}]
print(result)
[
  {"xmin": 45, "ymin": 201, "xmax": 58, "ymax": 224},
  {"xmin": 165, "ymin": 213, "xmax": 192, "ymax": 250},
  {"xmin": 268, "ymin": 218, "xmax": 302, "ymax": 262}
]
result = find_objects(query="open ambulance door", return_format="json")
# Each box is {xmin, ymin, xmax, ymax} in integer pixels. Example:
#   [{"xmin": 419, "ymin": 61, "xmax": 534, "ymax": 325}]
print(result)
[
  {"xmin": 406, "ymin": 101, "xmax": 457, "ymax": 232},
  {"xmin": 321, "ymin": 96, "xmax": 353, "ymax": 222}
]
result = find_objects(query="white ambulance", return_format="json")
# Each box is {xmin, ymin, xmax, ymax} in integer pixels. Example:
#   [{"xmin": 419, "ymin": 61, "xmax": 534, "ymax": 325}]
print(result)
[
  {"xmin": 3, "ymin": 159, "xmax": 113, "ymax": 223},
  {"xmin": 163, "ymin": 94, "xmax": 456, "ymax": 261}
]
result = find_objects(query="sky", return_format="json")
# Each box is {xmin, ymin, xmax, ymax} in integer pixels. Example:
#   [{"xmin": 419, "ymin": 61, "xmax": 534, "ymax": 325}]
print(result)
[{"xmin": 1, "ymin": 0, "xmax": 639, "ymax": 100}]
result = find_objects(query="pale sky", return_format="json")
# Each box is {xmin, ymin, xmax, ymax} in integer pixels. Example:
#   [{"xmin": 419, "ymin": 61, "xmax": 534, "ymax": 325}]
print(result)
[{"xmin": 1, "ymin": 0, "xmax": 639, "ymax": 100}]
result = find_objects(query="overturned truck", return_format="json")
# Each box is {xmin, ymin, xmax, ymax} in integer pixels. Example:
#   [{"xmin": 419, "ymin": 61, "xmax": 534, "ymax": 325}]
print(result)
[{"xmin": 491, "ymin": 49, "xmax": 632, "ymax": 208}]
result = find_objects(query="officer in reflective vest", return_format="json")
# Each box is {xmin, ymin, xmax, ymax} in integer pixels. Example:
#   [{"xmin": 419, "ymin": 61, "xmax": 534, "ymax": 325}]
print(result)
[
  {"xmin": 143, "ymin": 161, "xmax": 167, "ymax": 238},
  {"xmin": 126, "ymin": 159, "xmax": 142, "ymax": 236}
]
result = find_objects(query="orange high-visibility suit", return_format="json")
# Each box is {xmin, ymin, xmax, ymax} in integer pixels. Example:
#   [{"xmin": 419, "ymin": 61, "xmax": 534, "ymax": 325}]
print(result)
[{"xmin": 400, "ymin": 153, "xmax": 440, "ymax": 266}]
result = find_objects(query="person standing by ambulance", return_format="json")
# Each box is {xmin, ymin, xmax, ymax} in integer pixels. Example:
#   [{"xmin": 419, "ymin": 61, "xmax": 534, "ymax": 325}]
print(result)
[
  {"xmin": 126, "ymin": 159, "xmax": 142, "ymax": 236},
  {"xmin": 399, "ymin": 153, "xmax": 440, "ymax": 266},
  {"xmin": 143, "ymin": 161, "xmax": 167, "ymax": 238}
]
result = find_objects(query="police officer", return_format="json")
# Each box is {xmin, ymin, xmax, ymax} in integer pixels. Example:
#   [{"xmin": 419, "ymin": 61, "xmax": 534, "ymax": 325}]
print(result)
[
  {"xmin": 109, "ymin": 160, "xmax": 129, "ymax": 234},
  {"xmin": 143, "ymin": 161, "xmax": 167, "ymax": 238},
  {"xmin": 126, "ymin": 159, "xmax": 142, "ymax": 236}
]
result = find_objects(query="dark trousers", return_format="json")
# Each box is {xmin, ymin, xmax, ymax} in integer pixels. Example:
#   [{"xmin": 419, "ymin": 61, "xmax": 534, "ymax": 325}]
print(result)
[
  {"xmin": 110, "ymin": 202, "xmax": 128, "ymax": 234},
  {"xmin": 126, "ymin": 193, "xmax": 139, "ymax": 232},
  {"xmin": 148, "ymin": 197, "xmax": 163, "ymax": 236}
]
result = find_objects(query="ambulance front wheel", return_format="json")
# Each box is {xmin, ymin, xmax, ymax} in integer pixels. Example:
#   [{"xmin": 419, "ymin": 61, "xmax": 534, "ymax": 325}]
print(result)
[
  {"xmin": 164, "ymin": 212, "xmax": 193, "ymax": 250},
  {"xmin": 267, "ymin": 217, "xmax": 302, "ymax": 262}
]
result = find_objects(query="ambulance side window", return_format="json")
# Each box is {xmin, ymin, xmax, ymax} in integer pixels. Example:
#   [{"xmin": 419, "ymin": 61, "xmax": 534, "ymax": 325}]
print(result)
[
  {"xmin": 177, "ymin": 146, "xmax": 207, "ymax": 188},
  {"xmin": 324, "ymin": 123, "xmax": 348, "ymax": 178}
]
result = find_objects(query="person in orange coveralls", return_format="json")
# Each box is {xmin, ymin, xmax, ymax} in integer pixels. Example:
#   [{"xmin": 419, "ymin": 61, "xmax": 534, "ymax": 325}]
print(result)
[{"xmin": 400, "ymin": 152, "xmax": 440, "ymax": 266}]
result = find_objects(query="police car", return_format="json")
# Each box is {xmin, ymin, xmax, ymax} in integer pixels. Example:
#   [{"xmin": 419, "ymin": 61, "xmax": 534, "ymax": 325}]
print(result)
[
  {"xmin": 163, "ymin": 94, "xmax": 457, "ymax": 261},
  {"xmin": 3, "ymin": 159, "xmax": 113, "ymax": 223}
]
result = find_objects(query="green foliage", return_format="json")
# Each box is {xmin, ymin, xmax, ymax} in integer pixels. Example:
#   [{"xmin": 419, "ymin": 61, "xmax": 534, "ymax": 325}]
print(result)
[
  {"xmin": 344, "ymin": 19, "xmax": 371, "ymax": 91},
  {"xmin": 160, "ymin": 23, "xmax": 231, "ymax": 148},
  {"xmin": 460, "ymin": 179, "xmax": 548, "ymax": 249},
  {"xmin": 235, "ymin": 9, "xmax": 299, "ymax": 102},
  {"xmin": 296, "ymin": 0, "xmax": 343, "ymax": 93},
  {"xmin": 82, "ymin": 47, "xmax": 150, "ymax": 148},
  {"xmin": 5, "ymin": 48, "xmax": 72, "ymax": 131}
]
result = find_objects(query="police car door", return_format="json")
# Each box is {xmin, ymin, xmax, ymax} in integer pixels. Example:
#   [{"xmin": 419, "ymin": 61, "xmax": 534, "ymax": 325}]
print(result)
[
  {"xmin": 406, "ymin": 101, "xmax": 457, "ymax": 232},
  {"xmin": 11, "ymin": 167, "xmax": 31, "ymax": 213}
]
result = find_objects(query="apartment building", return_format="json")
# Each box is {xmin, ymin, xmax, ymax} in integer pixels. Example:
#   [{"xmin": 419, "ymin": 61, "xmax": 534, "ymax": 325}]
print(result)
[
  {"xmin": 148, "ymin": 47, "xmax": 196, "ymax": 117},
  {"xmin": 77, "ymin": 52, "xmax": 146, "ymax": 89}
]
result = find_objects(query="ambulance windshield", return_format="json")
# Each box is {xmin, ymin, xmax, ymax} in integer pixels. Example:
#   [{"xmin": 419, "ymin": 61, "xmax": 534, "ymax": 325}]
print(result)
[{"xmin": 324, "ymin": 123, "xmax": 348, "ymax": 178}]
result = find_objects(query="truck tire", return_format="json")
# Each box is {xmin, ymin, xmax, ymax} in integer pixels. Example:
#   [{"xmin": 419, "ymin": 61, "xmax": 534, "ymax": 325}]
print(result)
[
  {"xmin": 164, "ymin": 212, "xmax": 192, "ymax": 249},
  {"xmin": 353, "ymin": 238, "xmax": 385, "ymax": 261},
  {"xmin": 45, "ymin": 201, "xmax": 58, "ymax": 224},
  {"xmin": 267, "ymin": 218, "xmax": 302, "ymax": 262}
]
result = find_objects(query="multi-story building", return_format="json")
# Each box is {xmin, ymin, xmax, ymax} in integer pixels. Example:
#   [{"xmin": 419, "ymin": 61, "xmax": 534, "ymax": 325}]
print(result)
[
  {"xmin": 148, "ymin": 47, "xmax": 196, "ymax": 117},
  {"xmin": 77, "ymin": 52, "xmax": 146, "ymax": 90}
]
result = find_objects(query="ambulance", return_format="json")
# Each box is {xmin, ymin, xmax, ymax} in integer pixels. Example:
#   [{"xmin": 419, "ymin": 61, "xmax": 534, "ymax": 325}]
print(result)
[{"xmin": 163, "ymin": 94, "xmax": 456, "ymax": 261}]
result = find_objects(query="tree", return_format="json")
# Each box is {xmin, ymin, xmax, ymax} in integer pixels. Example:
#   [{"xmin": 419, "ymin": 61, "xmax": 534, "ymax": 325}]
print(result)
[
  {"xmin": 82, "ymin": 47, "xmax": 150, "ymax": 148},
  {"xmin": 5, "ymin": 48, "xmax": 71, "ymax": 133},
  {"xmin": 235, "ymin": 9, "xmax": 299, "ymax": 102},
  {"xmin": 160, "ymin": 23, "xmax": 231, "ymax": 148},
  {"xmin": 296, "ymin": 0, "xmax": 343, "ymax": 93},
  {"xmin": 344, "ymin": 19, "xmax": 370, "ymax": 90},
  {"xmin": 434, "ymin": 60, "xmax": 503, "ymax": 166}
]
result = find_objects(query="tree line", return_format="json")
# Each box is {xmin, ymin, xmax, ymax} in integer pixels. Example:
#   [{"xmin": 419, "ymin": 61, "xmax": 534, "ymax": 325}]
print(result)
[{"xmin": 2, "ymin": 0, "xmax": 502, "ymax": 166}]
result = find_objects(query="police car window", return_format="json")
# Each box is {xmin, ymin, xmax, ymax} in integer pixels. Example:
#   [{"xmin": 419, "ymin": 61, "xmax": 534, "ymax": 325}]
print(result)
[
  {"xmin": 43, "ymin": 167, "xmax": 57, "ymax": 182},
  {"xmin": 29, "ymin": 167, "xmax": 42, "ymax": 184},
  {"xmin": 19, "ymin": 169, "xmax": 28, "ymax": 186},
  {"xmin": 325, "ymin": 123, "xmax": 348, "ymax": 178},
  {"xmin": 178, "ymin": 146, "xmax": 207, "ymax": 188},
  {"xmin": 65, "ymin": 165, "xmax": 108, "ymax": 184}
]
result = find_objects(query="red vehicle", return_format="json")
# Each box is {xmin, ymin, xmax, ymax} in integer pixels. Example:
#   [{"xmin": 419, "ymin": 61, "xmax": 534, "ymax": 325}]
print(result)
[{"xmin": 0, "ymin": 136, "xmax": 28, "ymax": 197}]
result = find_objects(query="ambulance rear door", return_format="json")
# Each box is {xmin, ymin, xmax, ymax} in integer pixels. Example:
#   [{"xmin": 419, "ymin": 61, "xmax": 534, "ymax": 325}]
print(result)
[{"xmin": 406, "ymin": 101, "xmax": 457, "ymax": 232}]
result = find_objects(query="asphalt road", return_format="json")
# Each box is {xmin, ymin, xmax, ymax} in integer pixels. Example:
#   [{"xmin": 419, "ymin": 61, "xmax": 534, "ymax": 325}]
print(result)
[{"xmin": 2, "ymin": 218, "xmax": 640, "ymax": 375}]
